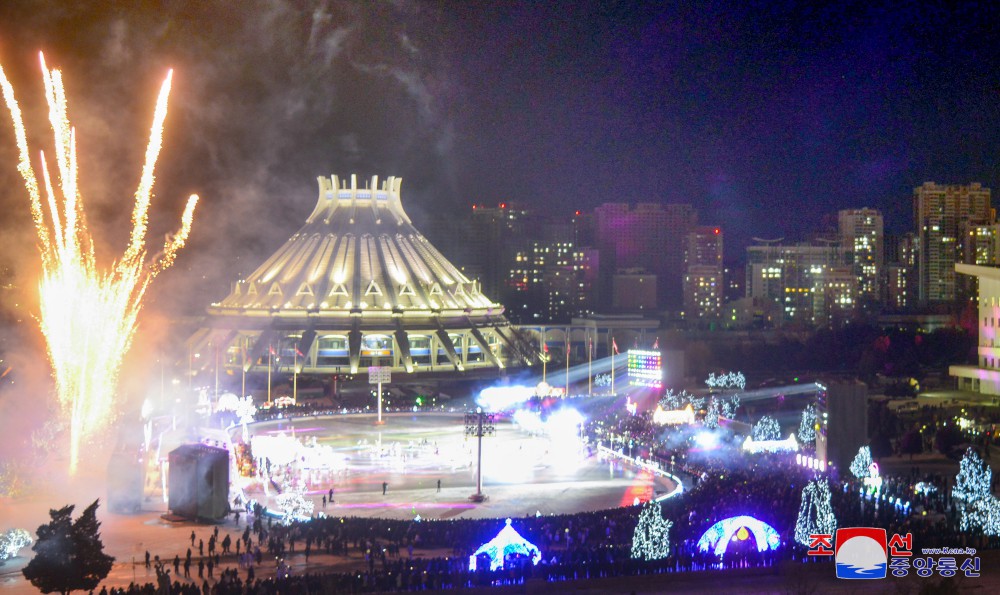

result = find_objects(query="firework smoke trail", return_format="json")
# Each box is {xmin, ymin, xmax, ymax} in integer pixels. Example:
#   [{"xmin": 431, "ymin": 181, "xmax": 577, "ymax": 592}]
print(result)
[{"xmin": 0, "ymin": 53, "xmax": 198, "ymax": 473}]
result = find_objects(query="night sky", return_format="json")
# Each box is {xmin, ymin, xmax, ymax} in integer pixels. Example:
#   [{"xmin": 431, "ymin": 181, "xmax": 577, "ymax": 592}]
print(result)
[{"xmin": 0, "ymin": 1, "xmax": 999, "ymax": 315}]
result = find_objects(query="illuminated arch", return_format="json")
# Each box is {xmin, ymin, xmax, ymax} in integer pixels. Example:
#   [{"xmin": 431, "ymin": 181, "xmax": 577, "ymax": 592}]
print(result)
[{"xmin": 696, "ymin": 515, "xmax": 781, "ymax": 557}]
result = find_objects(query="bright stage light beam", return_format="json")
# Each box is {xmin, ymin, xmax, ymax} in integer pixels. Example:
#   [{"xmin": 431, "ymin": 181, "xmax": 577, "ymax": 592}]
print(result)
[{"xmin": 0, "ymin": 54, "xmax": 198, "ymax": 473}]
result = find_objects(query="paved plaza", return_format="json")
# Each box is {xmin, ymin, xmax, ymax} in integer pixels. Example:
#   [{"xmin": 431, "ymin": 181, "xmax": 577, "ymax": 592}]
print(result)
[{"xmin": 0, "ymin": 411, "xmax": 674, "ymax": 593}]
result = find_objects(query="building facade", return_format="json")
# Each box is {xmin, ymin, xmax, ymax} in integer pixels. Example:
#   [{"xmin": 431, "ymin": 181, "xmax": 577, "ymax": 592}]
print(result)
[
  {"xmin": 914, "ymin": 182, "xmax": 993, "ymax": 303},
  {"xmin": 191, "ymin": 175, "xmax": 540, "ymax": 377},
  {"xmin": 838, "ymin": 208, "xmax": 883, "ymax": 305},
  {"xmin": 684, "ymin": 226, "xmax": 724, "ymax": 320},
  {"xmin": 950, "ymin": 263, "xmax": 1000, "ymax": 395},
  {"xmin": 746, "ymin": 240, "xmax": 855, "ymax": 325}
]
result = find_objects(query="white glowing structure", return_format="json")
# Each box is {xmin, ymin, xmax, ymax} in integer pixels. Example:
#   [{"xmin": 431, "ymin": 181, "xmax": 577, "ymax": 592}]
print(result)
[
  {"xmin": 960, "ymin": 494, "xmax": 1000, "ymax": 534},
  {"xmin": 0, "ymin": 528, "xmax": 31, "ymax": 560},
  {"xmin": 216, "ymin": 392, "xmax": 240, "ymax": 412},
  {"xmin": 652, "ymin": 404, "xmax": 695, "ymax": 425},
  {"xmin": 849, "ymin": 446, "xmax": 873, "ymax": 479},
  {"xmin": 953, "ymin": 448, "xmax": 992, "ymax": 503},
  {"xmin": 794, "ymin": 479, "xmax": 837, "ymax": 546},
  {"xmin": 193, "ymin": 174, "xmax": 535, "ymax": 376},
  {"xmin": 797, "ymin": 403, "xmax": 817, "ymax": 443},
  {"xmin": 696, "ymin": 515, "xmax": 780, "ymax": 557},
  {"xmin": 477, "ymin": 385, "xmax": 536, "ymax": 412},
  {"xmin": 703, "ymin": 398, "xmax": 721, "ymax": 429},
  {"xmin": 743, "ymin": 433, "xmax": 798, "ymax": 454},
  {"xmin": 469, "ymin": 519, "xmax": 542, "ymax": 571},
  {"xmin": 752, "ymin": 416, "xmax": 781, "ymax": 442},
  {"xmin": 705, "ymin": 371, "xmax": 746, "ymax": 391},
  {"xmin": 631, "ymin": 500, "xmax": 672, "ymax": 560},
  {"xmin": 275, "ymin": 482, "xmax": 314, "ymax": 524}
]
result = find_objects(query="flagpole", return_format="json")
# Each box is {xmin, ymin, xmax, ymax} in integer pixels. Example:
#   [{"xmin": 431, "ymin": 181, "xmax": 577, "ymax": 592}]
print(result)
[
  {"xmin": 565, "ymin": 330, "xmax": 570, "ymax": 397},
  {"xmin": 611, "ymin": 336, "xmax": 615, "ymax": 395},
  {"xmin": 267, "ymin": 345, "xmax": 272, "ymax": 407},
  {"xmin": 241, "ymin": 336, "xmax": 246, "ymax": 398},
  {"xmin": 588, "ymin": 333, "xmax": 592, "ymax": 396},
  {"xmin": 293, "ymin": 347, "xmax": 298, "ymax": 406},
  {"xmin": 541, "ymin": 331, "xmax": 547, "ymax": 384}
]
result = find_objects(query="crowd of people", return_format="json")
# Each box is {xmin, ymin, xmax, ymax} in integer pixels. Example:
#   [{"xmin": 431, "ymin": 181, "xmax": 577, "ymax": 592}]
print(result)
[{"xmin": 89, "ymin": 395, "xmax": 1000, "ymax": 594}]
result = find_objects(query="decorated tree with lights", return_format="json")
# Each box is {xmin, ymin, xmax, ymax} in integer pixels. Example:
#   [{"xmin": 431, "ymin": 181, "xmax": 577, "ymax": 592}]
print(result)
[
  {"xmin": 960, "ymin": 495, "xmax": 1000, "ymax": 534},
  {"xmin": 953, "ymin": 448, "xmax": 992, "ymax": 503},
  {"xmin": 703, "ymin": 398, "xmax": 721, "ymax": 429},
  {"xmin": 0, "ymin": 529, "xmax": 31, "ymax": 563},
  {"xmin": 794, "ymin": 479, "xmax": 837, "ymax": 546},
  {"xmin": 849, "ymin": 446, "xmax": 873, "ymax": 479},
  {"xmin": 631, "ymin": 500, "xmax": 672, "ymax": 560},
  {"xmin": 752, "ymin": 416, "xmax": 780, "ymax": 441},
  {"xmin": 797, "ymin": 404, "xmax": 817, "ymax": 443}
]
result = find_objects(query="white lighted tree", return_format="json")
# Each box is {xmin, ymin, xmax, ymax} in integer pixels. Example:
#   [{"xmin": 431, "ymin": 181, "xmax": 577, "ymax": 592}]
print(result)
[
  {"xmin": 275, "ymin": 481, "xmax": 314, "ymax": 524},
  {"xmin": 0, "ymin": 528, "xmax": 31, "ymax": 560},
  {"xmin": 631, "ymin": 500, "xmax": 672, "ymax": 560},
  {"xmin": 794, "ymin": 479, "xmax": 837, "ymax": 546},
  {"xmin": 703, "ymin": 398, "xmax": 721, "ymax": 429},
  {"xmin": 798, "ymin": 404, "xmax": 817, "ymax": 443},
  {"xmin": 849, "ymin": 446, "xmax": 873, "ymax": 479},
  {"xmin": 960, "ymin": 495, "xmax": 1000, "ymax": 534},
  {"xmin": 953, "ymin": 448, "xmax": 992, "ymax": 503},
  {"xmin": 752, "ymin": 416, "xmax": 780, "ymax": 442}
]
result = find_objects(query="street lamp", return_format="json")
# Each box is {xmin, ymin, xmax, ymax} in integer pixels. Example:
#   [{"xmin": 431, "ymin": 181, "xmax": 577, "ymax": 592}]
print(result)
[{"xmin": 465, "ymin": 409, "xmax": 495, "ymax": 502}]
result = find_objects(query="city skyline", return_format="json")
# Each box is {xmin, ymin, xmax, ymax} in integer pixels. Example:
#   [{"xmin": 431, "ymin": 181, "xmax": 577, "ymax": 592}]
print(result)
[{"xmin": 0, "ymin": 2, "xmax": 998, "ymax": 316}]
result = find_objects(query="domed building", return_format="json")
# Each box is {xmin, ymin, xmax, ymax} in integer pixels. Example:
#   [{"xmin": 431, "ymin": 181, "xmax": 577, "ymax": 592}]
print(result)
[{"xmin": 190, "ymin": 174, "xmax": 539, "ymax": 377}]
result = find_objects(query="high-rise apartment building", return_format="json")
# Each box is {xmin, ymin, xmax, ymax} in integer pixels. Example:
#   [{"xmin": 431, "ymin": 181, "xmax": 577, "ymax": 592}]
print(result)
[
  {"xmin": 594, "ymin": 202, "xmax": 696, "ymax": 310},
  {"xmin": 684, "ymin": 226, "xmax": 724, "ymax": 320},
  {"xmin": 838, "ymin": 208, "xmax": 883, "ymax": 305},
  {"xmin": 746, "ymin": 240, "xmax": 855, "ymax": 326},
  {"xmin": 913, "ymin": 182, "xmax": 993, "ymax": 303}
]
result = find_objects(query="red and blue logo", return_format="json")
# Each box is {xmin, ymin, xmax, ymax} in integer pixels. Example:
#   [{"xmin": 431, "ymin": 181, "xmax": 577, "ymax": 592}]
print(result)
[{"xmin": 835, "ymin": 528, "xmax": 887, "ymax": 579}]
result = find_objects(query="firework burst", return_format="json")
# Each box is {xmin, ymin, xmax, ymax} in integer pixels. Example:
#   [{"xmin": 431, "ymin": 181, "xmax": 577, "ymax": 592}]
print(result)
[{"xmin": 0, "ymin": 53, "xmax": 198, "ymax": 473}]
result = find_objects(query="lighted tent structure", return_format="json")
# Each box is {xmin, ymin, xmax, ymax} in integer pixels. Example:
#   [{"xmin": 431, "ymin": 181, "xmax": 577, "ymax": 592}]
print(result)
[
  {"xmin": 696, "ymin": 515, "xmax": 781, "ymax": 557},
  {"xmin": 468, "ymin": 518, "xmax": 542, "ymax": 571}
]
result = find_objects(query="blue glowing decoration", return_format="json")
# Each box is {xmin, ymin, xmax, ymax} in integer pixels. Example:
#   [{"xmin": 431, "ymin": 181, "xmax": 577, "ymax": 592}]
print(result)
[
  {"xmin": 696, "ymin": 515, "xmax": 781, "ymax": 557},
  {"xmin": 628, "ymin": 349, "xmax": 662, "ymax": 388},
  {"xmin": 468, "ymin": 519, "xmax": 542, "ymax": 571}
]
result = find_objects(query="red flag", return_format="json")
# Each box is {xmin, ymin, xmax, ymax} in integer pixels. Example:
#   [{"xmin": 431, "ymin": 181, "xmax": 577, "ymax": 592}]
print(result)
[
  {"xmin": 269, "ymin": 344, "xmax": 276, "ymax": 356},
  {"xmin": 543, "ymin": 341, "xmax": 549, "ymax": 353},
  {"xmin": 612, "ymin": 337, "xmax": 619, "ymax": 355},
  {"xmin": 652, "ymin": 338, "xmax": 659, "ymax": 350},
  {"xmin": 295, "ymin": 345, "xmax": 305, "ymax": 358}
]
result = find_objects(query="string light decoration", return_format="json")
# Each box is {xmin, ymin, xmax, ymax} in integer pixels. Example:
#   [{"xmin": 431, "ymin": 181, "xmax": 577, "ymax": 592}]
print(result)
[
  {"xmin": 721, "ymin": 394, "xmax": 740, "ymax": 419},
  {"xmin": 953, "ymin": 448, "xmax": 992, "ymax": 503},
  {"xmin": 752, "ymin": 416, "xmax": 780, "ymax": 442},
  {"xmin": 631, "ymin": 500, "xmax": 673, "ymax": 560},
  {"xmin": 794, "ymin": 479, "xmax": 837, "ymax": 546},
  {"xmin": 960, "ymin": 494, "xmax": 1000, "ymax": 534},
  {"xmin": 275, "ymin": 482, "xmax": 314, "ymax": 524},
  {"xmin": 705, "ymin": 371, "xmax": 746, "ymax": 391},
  {"xmin": 743, "ymin": 433, "xmax": 799, "ymax": 454},
  {"xmin": 0, "ymin": 528, "xmax": 31, "ymax": 560},
  {"xmin": 468, "ymin": 519, "xmax": 542, "ymax": 571},
  {"xmin": 696, "ymin": 515, "xmax": 781, "ymax": 557},
  {"xmin": 849, "ymin": 446, "xmax": 873, "ymax": 479},
  {"xmin": 797, "ymin": 403, "xmax": 817, "ymax": 443}
]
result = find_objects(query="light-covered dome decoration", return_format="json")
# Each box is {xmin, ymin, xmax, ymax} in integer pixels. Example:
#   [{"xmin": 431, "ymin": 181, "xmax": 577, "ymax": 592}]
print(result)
[{"xmin": 190, "ymin": 175, "xmax": 538, "ymax": 376}]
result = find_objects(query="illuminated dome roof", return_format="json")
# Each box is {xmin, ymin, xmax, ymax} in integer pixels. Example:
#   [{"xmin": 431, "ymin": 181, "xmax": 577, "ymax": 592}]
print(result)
[
  {"xmin": 196, "ymin": 175, "xmax": 537, "ymax": 375},
  {"xmin": 214, "ymin": 174, "xmax": 496, "ymax": 314}
]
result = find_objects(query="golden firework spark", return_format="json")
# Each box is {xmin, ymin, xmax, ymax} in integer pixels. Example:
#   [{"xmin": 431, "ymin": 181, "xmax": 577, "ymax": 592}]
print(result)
[{"xmin": 0, "ymin": 53, "xmax": 198, "ymax": 473}]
